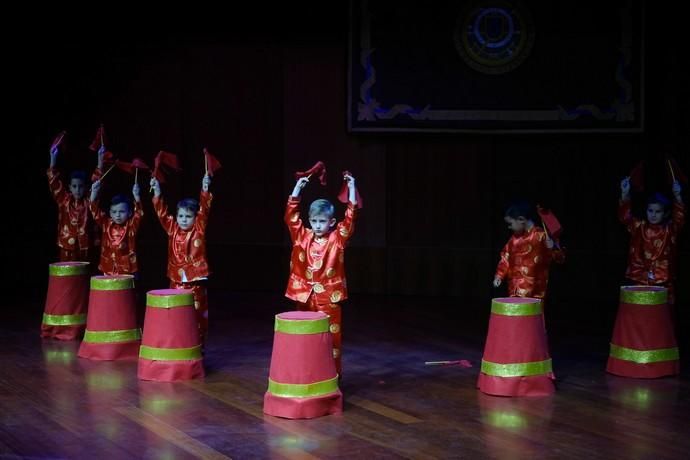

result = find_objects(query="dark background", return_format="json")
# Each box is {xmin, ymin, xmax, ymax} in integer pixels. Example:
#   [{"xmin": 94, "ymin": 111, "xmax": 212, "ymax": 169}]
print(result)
[{"xmin": 6, "ymin": 3, "xmax": 688, "ymax": 338}]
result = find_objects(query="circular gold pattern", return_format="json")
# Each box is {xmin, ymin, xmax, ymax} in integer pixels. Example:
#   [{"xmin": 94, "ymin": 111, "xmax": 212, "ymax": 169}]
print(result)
[
  {"xmin": 518, "ymin": 288, "xmax": 529, "ymax": 296},
  {"xmin": 521, "ymin": 267, "xmax": 529, "ymax": 275},
  {"xmin": 292, "ymin": 280, "xmax": 301, "ymax": 289},
  {"xmin": 332, "ymin": 348, "xmax": 340, "ymax": 358},
  {"xmin": 330, "ymin": 291, "xmax": 342, "ymax": 303},
  {"xmin": 329, "ymin": 323, "xmax": 340, "ymax": 333},
  {"xmin": 326, "ymin": 268, "xmax": 336, "ymax": 278},
  {"xmin": 305, "ymin": 269, "xmax": 313, "ymax": 280},
  {"xmin": 339, "ymin": 227, "xmax": 349, "ymax": 237},
  {"xmin": 178, "ymin": 268, "xmax": 185, "ymax": 276},
  {"xmin": 313, "ymin": 259, "xmax": 323, "ymax": 269},
  {"xmin": 194, "ymin": 301, "xmax": 200, "ymax": 310},
  {"xmin": 644, "ymin": 251, "xmax": 652, "ymax": 260},
  {"xmin": 290, "ymin": 213, "xmax": 299, "ymax": 222},
  {"xmin": 130, "ymin": 254, "xmax": 137, "ymax": 262},
  {"xmin": 653, "ymin": 239, "xmax": 663, "ymax": 248},
  {"xmin": 313, "ymin": 283, "xmax": 325, "ymax": 293},
  {"xmin": 194, "ymin": 239, "xmax": 202, "ymax": 248},
  {"xmin": 533, "ymin": 256, "xmax": 540, "ymax": 264},
  {"xmin": 299, "ymin": 251, "xmax": 306, "ymax": 262},
  {"xmin": 79, "ymin": 229, "xmax": 85, "ymax": 235},
  {"xmin": 68, "ymin": 237, "xmax": 75, "ymax": 245}
]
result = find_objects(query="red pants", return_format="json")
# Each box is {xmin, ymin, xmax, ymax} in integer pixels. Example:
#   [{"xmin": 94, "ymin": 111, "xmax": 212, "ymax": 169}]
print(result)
[
  {"xmin": 170, "ymin": 281, "xmax": 208, "ymax": 343},
  {"xmin": 59, "ymin": 248, "xmax": 89, "ymax": 262},
  {"xmin": 296, "ymin": 297, "xmax": 343, "ymax": 375}
]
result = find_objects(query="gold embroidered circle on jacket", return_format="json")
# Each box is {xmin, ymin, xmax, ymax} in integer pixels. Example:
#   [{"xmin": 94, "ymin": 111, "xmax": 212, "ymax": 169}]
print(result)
[
  {"xmin": 326, "ymin": 268, "xmax": 336, "ymax": 278},
  {"xmin": 292, "ymin": 279, "xmax": 301, "ymax": 289},
  {"xmin": 330, "ymin": 291, "xmax": 342, "ymax": 303},
  {"xmin": 68, "ymin": 237, "xmax": 75, "ymax": 245},
  {"xmin": 313, "ymin": 283, "xmax": 325, "ymax": 293},
  {"xmin": 339, "ymin": 227, "xmax": 349, "ymax": 237},
  {"xmin": 305, "ymin": 268, "xmax": 313, "ymax": 280},
  {"xmin": 299, "ymin": 251, "xmax": 306, "ymax": 262},
  {"xmin": 313, "ymin": 259, "xmax": 323, "ymax": 269},
  {"xmin": 329, "ymin": 323, "xmax": 340, "ymax": 333},
  {"xmin": 194, "ymin": 239, "xmax": 202, "ymax": 247}
]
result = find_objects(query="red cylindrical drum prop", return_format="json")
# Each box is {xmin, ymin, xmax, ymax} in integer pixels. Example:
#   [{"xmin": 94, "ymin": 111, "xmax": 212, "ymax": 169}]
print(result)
[
  {"xmin": 78, "ymin": 275, "xmax": 140, "ymax": 360},
  {"xmin": 263, "ymin": 311, "xmax": 342, "ymax": 419},
  {"xmin": 41, "ymin": 262, "xmax": 90, "ymax": 340},
  {"xmin": 478, "ymin": 297, "xmax": 555, "ymax": 397},
  {"xmin": 137, "ymin": 289, "xmax": 204, "ymax": 382},
  {"xmin": 607, "ymin": 286, "xmax": 679, "ymax": 378}
]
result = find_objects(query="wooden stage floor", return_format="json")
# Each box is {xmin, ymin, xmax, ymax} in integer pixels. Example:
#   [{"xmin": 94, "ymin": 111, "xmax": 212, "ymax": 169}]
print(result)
[{"xmin": 1, "ymin": 291, "xmax": 689, "ymax": 459}]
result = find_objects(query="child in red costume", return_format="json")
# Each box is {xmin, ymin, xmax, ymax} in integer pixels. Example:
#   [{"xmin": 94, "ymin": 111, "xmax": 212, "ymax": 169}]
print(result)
[
  {"xmin": 150, "ymin": 174, "xmax": 212, "ymax": 343},
  {"xmin": 285, "ymin": 173, "xmax": 358, "ymax": 375},
  {"xmin": 493, "ymin": 201, "xmax": 565, "ymax": 300},
  {"xmin": 619, "ymin": 177, "xmax": 684, "ymax": 304},
  {"xmin": 89, "ymin": 179, "xmax": 143, "ymax": 275}
]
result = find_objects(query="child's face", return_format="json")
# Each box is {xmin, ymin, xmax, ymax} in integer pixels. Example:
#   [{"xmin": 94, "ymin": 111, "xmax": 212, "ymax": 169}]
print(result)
[
  {"xmin": 177, "ymin": 207, "xmax": 196, "ymax": 230},
  {"xmin": 109, "ymin": 202, "xmax": 131, "ymax": 225},
  {"xmin": 505, "ymin": 216, "xmax": 528, "ymax": 234},
  {"xmin": 69, "ymin": 178, "xmax": 85, "ymax": 200},
  {"xmin": 646, "ymin": 203, "xmax": 667, "ymax": 224},
  {"xmin": 309, "ymin": 213, "xmax": 336, "ymax": 237}
]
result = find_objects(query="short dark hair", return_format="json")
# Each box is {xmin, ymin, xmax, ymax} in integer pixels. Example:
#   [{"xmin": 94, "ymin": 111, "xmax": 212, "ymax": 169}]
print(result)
[
  {"xmin": 646, "ymin": 192, "xmax": 671, "ymax": 211},
  {"xmin": 505, "ymin": 200, "xmax": 536, "ymax": 221},
  {"xmin": 110, "ymin": 194, "xmax": 131, "ymax": 210},
  {"xmin": 177, "ymin": 198, "xmax": 200, "ymax": 214},
  {"xmin": 309, "ymin": 199, "xmax": 335, "ymax": 218},
  {"xmin": 69, "ymin": 170, "xmax": 87, "ymax": 182}
]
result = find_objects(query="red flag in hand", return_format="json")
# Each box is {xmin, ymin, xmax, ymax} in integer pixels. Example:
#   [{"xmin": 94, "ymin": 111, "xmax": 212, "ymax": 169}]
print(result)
[
  {"xmin": 50, "ymin": 131, "xmax": 66, "ymax": 151},
  {"xmin": 296, "ymin": 161, "xmax": 327, "ymax": 186},
  {"xmin": 537, "ymin": 205, "xmax": 562, "ymax": 239},
  {"xmin": 152, "ymin": 151, "xmax": 181, "ymax": 183},
  {"xmin": 629, "ymin": 160, "xmax": 645, "ymax": 192},
  {"xmin": 337, "ymin": 171, "xmax": 363, "ymax": 209},
  {"xmin": 203, "ymin": 148, "xmax": 222, "ymax": 177},
  {"xmin": 115, "ymin": 159, "xmax": 135, "ymax": 174},
  {"xmin": 132, "ymin": 158, "xmax": 150, "ymax": 171},
  {"xmin": 89, "ymin": 124, "xmax": 107, "ymax": 151}
]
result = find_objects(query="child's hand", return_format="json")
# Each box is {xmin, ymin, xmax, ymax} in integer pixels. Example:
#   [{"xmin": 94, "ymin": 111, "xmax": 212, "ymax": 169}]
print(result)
[
  {"xmin": 493, "ymin": 277, "xmax": 502, "ymax": 288},
  {"xmin": 202, "ymin": 174, "xmax": 211, "ymax": 192},
  {"xmin": 90, "ymin": 180, "xmax": 101, "ymax": 201},
  {"xmin": 672, "ymin": 180, "xmax": 682, "ymax": 199},
  {"xmin": 344, "ymin": 173, "xmax": 356, "ymax": 190},
  {"xmin": 150, "ymin": 177, "xmax": 161, "ymax": 196},
  {"xmin": 291, "ymin": 177, "xmax": 309, "ymax": 197},
  {"xmin": 621, "ymin": 176, "xmax": 631, "ymax": 197},
  {"xmin": 97, "ymin": 145, "xmax": 106, "ymax": 169},
  {"xmin": 132, "ymin": 183, "xmax": 141, "ymax": 201}
]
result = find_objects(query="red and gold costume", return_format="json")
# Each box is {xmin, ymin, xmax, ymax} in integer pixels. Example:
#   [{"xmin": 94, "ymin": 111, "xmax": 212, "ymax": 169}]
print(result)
[
  {"xmin": 153, "ymin": 191, "xmax": 212, "ymax": 340},
  {"xmin": 495, "ymin": 226, "xmax": 565, "ymax": 299},
  {"xmin": 90, "ymin": 200, "xmax": 144, "ymax": 275},
  {"xmin": 47, "ymin": 168, "xmax": 92, "ymax": 262},
  {"xmin": 284, "ymin": 196, "xmax": 357, "ymax": 374},
  {"xmin": 619, "ymin": 200, "xmax": 685, "ymax": 304}
]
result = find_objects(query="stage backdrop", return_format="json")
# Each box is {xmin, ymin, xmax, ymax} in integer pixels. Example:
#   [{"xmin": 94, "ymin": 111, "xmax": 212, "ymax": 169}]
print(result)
[{"xmin": 349, "ymin": 0, "xmax": 644, "ymax": 133}]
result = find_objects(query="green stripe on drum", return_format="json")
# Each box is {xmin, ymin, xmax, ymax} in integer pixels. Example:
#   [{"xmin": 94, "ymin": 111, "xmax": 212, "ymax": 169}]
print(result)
[
  {"xmin": 481, "ymin": 359, "xmax": 552, "ymax": 377},
  {"xmin": 609, "ymin": 343, "xmax": 679, "ymax": 364},
  {"xmin": 48, "ymin": 262, "xmax": 90, "ymax": 276},
  {"xmin": 491, "ymin": 299, "xmax": 542, "ymax": 316},
  {"xmin": 42, "ymin": 313, "xmax": 86, "ymax": 326},
  {"xmin": 146, "ymin": 293, "xmax": 195, "ymax": 308},
  {"xmin": 274, "ymin": 316, "xmax": 330, "ymax": 334},
  {"xmin": 268, "ymin": 376, "xmax": 339, "ymax": 398},
  {"xmin": 139, "ymin": 345, "xmax": 202, "ymax": 361},
  {"xmin": 90, "ymin": 276, "xmax": 134, "ymax": 290},
  {"xmin": 619, "ymin": 286, "xmax": 668, "ymax": 305},
  {"xmin": 83, "ymin": 328, "xmax": 141, "ymax": 343}
]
